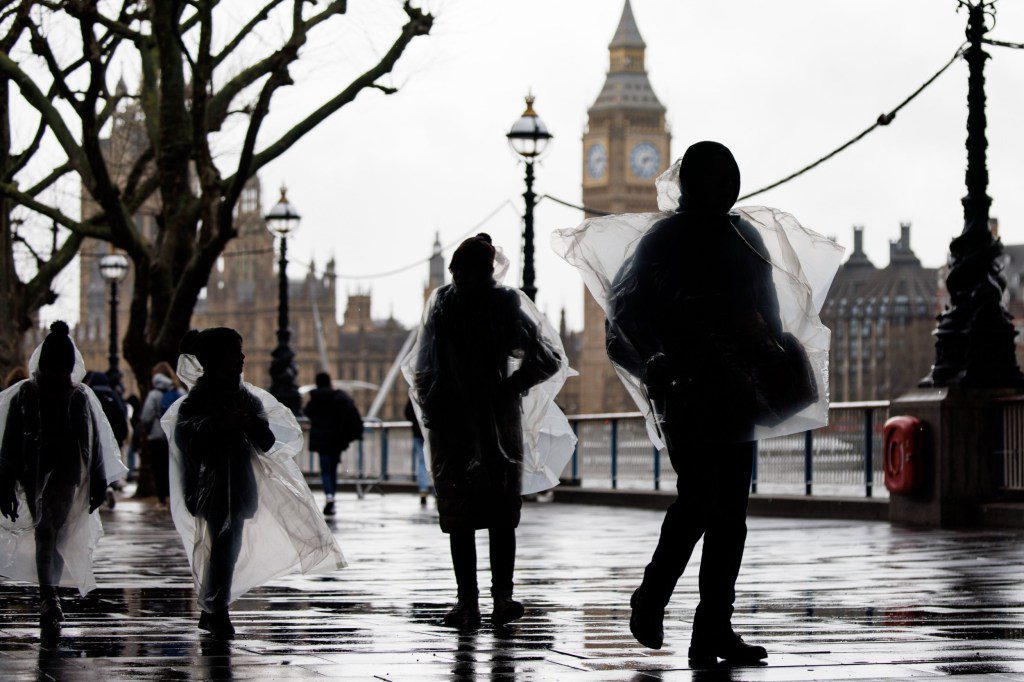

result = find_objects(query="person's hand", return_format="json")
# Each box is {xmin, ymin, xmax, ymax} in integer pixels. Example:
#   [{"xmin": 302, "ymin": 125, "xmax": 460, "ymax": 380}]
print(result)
[{"xmin": 0, "ymin": 484, "xmax": 18, "ymax": 523}]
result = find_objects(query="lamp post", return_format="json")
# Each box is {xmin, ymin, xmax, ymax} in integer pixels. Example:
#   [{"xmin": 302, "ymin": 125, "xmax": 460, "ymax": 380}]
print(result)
[
  {"xmin": 924, "ymin": 0, "xmax": 1022, "ymax": 388},
  {"xmin": 507, "ymin": 91, "xmax": 553, "ymax": 302},
  {"xmin": 98, "ymin": 252, "xmax": 130, "ymax": 394},
  {"xmin": 265, "ymin": 185, "xmax": 303, "ymax": 414}
]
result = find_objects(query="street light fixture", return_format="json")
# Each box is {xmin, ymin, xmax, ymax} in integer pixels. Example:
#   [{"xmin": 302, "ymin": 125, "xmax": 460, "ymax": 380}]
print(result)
[
  {"xmin": 98, "ymin": 252, "xmax": 129, "ymax": 393},
  {"xmin": 265, "ymin": 185, "xmax": 303, "ymax": 414},
  {"xmin": 507, "ymin": 91, "xmax": 553, "ymax": 302}
]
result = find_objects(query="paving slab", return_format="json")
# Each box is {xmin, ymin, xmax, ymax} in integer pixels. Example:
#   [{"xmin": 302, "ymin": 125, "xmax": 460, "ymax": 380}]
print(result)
[{"xmin": 2, "ymin": 493, "xmax": 1023, "ymax": 679}]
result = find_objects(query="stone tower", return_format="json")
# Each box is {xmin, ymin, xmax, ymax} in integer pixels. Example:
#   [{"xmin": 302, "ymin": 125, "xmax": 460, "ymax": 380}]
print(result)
[
  {"xmin": 426, "ymin": 232, "xmax": 445, "ymax": 301},
  {"xmin": 578, "ymin": 0, "xmax": 671, "ymax": 413}
]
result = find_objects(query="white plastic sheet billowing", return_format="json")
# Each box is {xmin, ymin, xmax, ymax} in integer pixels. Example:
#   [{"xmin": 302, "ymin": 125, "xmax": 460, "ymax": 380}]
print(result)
[
  {"xmin": 162, "ymin": 355, "xmax": 345, "ymax": 610},
  {"xmin": 552, "ymin": 159, "xmax": 845, "ymax": 446},
  {"xmin": 0, "ymin": 342, "xmax": 127, "ymax": 595}
]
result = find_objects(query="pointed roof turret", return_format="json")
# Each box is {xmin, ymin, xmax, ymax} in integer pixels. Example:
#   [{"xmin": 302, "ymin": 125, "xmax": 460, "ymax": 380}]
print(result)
[{"xmin": 610, "ymin": 0, "xmax": 645, "ymax": 49}]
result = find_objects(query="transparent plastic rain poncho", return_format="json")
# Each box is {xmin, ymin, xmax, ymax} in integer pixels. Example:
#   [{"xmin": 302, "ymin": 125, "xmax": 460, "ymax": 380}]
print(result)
[
  {"xmin": 0, "ymin": 342, "xmax": 127, "ymax": 595},
  {"xmin": 401, "ymin": 248, "xmax": 578, "ymax": 496},
  {"xmin": 552, "ymin": 157, "xmax": 845, "ymax": 446},
  {"xmin": 161, "ymin": 355, "xmax": 345, "ymax": 610}
]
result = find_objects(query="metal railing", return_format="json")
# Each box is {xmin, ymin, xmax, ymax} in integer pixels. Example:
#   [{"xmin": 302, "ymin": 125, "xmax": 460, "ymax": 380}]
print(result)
[
  {"xmin": 993, "ymin": 396, "xmax": 1024, "ymax": 491},
  {"xmin": 298, "ymin": 402, "xmax": 891, "ymax": 498}
]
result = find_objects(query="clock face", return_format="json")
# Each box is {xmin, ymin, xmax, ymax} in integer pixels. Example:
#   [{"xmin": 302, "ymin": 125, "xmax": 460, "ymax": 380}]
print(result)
[
  {"xmin": 586, "ymin": 143, "xmax": 607, "ymax": 179},
  {"xmin": 630, "ymin": 141, "xmax": 661, "ymax": 180}
]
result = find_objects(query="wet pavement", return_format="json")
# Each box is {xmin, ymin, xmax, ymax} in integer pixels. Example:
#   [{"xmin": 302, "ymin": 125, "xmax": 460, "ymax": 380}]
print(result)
[{"xmin": 3, "ymin": 493, "xmax": 1024, "ymax": 680}]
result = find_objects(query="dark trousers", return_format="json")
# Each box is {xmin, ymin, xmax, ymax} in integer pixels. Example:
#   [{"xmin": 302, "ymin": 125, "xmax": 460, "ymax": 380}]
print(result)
[
  {"xmin": 200, "ymin": 509, "xmax": 246, "ymax": 612},
  {"xmin": 641, "ymin": 438, "xmax": 754, "ymax": 632},
  {"xmin": 148, "ymin": 439, "xmax": 170, "ymax": 503},
  {"xmin": 449, "ymin": 528, "xmax": 516, "ymax": 600},
  {"xmin": 31, "ymin": 485, "xmax": 73, "ymax": 596},
  {"xmin": 318, "ymin": 452, "xmax": 341, "ymax": 498}
]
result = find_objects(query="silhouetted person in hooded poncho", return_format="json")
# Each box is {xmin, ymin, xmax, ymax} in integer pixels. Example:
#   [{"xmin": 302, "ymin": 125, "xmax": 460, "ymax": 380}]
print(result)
[
  {"xmin": 0, "ymin": 321, "xmax": 108, "ymax": 636},
  {"xmin": 609, "ymin": 142, "xmax": 773, "ymax": 663},
  {"xmin": 413, "ymin": 234, "xmax": 560, "ymax": 629},
  {"xmin": 174, "ymin": 327, "xmax": 275, "ymax": 638}
]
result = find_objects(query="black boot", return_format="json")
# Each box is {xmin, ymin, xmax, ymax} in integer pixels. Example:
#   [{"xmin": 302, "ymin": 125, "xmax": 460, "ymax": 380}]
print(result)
[
  {"xmin": 629, "ymin": 587, "xmax": 665, "ymax": 650},
  {"xmin": 689, "ymin": 628, "xmax": 767, "ymax": 665},
  {"xmin": 323, "ymin": 500, "xmax": 335, "ymax": 516},
  {"xmin": 39, "ymin": 589, "xmax": 64, "ymax": 638},
  {"xmin": 491, "ymin": 590, "xmax": 525, "ymax": 627},
  {"xmin": 200, "ymin": 609, "xmax": 235, "ymax": 639},
  {"xmin": 443, "ymin": 597, "xmax": 481, "ymax": 630}
]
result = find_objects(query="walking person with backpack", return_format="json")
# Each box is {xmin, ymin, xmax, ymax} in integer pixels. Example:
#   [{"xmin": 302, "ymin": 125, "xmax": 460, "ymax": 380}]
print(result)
[
  {"xmin": 84, "ymin": 372, "xmax": 129, "ymax": 508},
  {"xmin": 303, "ymin": 372, "xmax": 363, "ymax": 517},
  {"xmin": 139, "ymin": 362, "xmax": 182, "ymax": 506}
]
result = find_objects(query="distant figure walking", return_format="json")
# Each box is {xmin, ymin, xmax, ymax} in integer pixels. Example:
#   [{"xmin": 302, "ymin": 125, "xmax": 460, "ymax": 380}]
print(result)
[
  {"xmin": 0, "ymin": 322, "xmax": 126, "ymax": 640},
  {"xmin": 139, "ymin": 362, "xmax": 182, "ymax": 505},
  {"xmin": 404, "ymin": 398, "xmax": 431, "ymax": 506},
  {"xmin": 404, "ymin": 234, "xmax": 574, "ymax": 630},
  {"xmin": 554, "ymin": 141, "xmax": 842, "ymax": 663},
  {"xmin": 303, "ymin": 372, "xmax": 363, "ymax": 516},
  {"xmin": 164, "ymin": 328, "xmax": 345, "ymax": 638},
  {"xmin": 85, "ymin": 371, "xmax": 129, "ymax": 508}
]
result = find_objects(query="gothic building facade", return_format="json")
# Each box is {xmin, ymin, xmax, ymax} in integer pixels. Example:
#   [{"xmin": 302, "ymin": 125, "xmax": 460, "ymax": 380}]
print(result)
[{"xmin": 574, "ymin": 0, "xmax": 672, "ymax": 414}]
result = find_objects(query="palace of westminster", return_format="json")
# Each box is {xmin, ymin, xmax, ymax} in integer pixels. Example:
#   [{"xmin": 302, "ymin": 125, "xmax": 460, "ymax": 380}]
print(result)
[{"xmin": 73, "ymin": 1, "xmax": 1024, "ymax": 420}]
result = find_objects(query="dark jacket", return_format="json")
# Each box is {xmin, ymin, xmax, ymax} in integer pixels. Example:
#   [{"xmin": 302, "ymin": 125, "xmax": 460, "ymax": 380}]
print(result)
[
  {"xmin": 85, "ymin": 372, "xmax": 129, "ymax": 446},
  {"xmin": 414, "ymin": 283, "xmax": 559, "ymax": 532},
  {"xmin": 404, "ymin": 398, "xmax": 423, "ymax": 441},
  {"xmin": 304, "ymin": 387, "xmax": 362, "ymax": 456},
  {"xmin": 0, "ymin": 380, "xmax": 107, "ymax": 518},
  {"xmin": 173, "ymin": 379, "xmax": 275, "ymax": 521}
]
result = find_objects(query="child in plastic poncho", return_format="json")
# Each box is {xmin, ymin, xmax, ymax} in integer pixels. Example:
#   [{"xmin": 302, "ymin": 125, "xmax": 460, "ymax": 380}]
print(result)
[
  {"xmin": 164, "ymin": 327, "xmax": 345, "ymax": 638},
  {"xmin": 0, "ymin": 321, "xmax": 127, "ymax": 638}
]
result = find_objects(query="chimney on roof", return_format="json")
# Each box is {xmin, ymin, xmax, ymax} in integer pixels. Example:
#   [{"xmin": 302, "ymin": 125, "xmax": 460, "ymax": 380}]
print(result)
[
  {"xmin": 888, "ymin": 221, "xmax": 920, "ymax": 266},
  {"xmin": 900, "ymin": 221, "xmax": 911, "ymax": 250},
  {"xmin": 854, "ymin": 225, "xmax": 865, "ymax": 255}
]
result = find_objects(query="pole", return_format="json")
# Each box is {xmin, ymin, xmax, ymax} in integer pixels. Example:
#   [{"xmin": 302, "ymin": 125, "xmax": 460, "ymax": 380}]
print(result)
[
  {"xmin": 269, "ymin": 236, "xmax": 302, "ymax": 414},
  {"xmin": 521, "ymin": 161, "xmax": 537, "ymax": 301},
  {"xmin": 924, "ymin": 0, "xmax": 1022, "ymax": 388},
  {"xmin": 106, "ymin": 279, "xmax": 122, "ymax": 393}
]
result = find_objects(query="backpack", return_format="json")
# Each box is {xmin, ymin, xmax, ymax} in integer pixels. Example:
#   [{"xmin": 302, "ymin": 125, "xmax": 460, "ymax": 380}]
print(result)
[
  {"xmin": 338, "ymin": 394, "xmax": 364, "ymax": 445},
  {"xmin": 158, "ymin": 387, "xmax": 183, "ymax": 417}
]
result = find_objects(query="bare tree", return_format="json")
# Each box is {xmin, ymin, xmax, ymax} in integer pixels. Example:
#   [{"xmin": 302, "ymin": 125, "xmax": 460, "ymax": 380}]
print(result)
[{"xmin": 0, "ymin": 0, "xmax": 432, "ymax": 386}]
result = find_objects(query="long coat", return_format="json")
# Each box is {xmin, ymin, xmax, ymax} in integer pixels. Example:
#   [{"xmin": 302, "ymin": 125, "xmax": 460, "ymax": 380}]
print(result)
[{"xmin": 414, "ymin": 283, "xmax": 559, "ymax": 532}]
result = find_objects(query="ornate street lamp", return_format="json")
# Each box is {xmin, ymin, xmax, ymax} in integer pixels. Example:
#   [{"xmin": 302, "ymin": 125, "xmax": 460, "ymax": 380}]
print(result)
[
  {"xmin": 923, "ymin": 0, "xmax": 1022, "ymax": 388},
  {"xmin": 98, "ymin": 252, "xmax": 130, "ymax": 394},
  {"xmin": 265, "ymin": 185, "xmax": 303, "ymax": 414},
  {"xmin": 507, "ymin": 91, "xmax": 553, "ymax": 302}
]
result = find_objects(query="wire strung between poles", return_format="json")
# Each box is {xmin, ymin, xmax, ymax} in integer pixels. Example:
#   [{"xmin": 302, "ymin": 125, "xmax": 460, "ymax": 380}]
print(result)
[
  {"xmin": 738, "ymin": 44, "xmax": 967, "ymax": 201},
  {"xmin": 983, "ymin": 37, "xmax": 1024, "ymax": 49},
  {"xmin": 538, "ymin": 194, "xmax": 610, "ymax": 217}
]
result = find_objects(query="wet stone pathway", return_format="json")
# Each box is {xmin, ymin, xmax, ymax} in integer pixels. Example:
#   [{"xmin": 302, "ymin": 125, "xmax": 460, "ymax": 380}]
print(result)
[{"xmin": 2, "ymin": 493, "xmax": 1024, "ymax": 680}]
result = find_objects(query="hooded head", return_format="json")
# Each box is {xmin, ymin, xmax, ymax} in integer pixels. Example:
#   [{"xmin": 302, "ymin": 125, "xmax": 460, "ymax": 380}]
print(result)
[
  {"xmin": 449, "ymin": 233, "xmax": 496, "ymax": 292},
  {"xmin": 315, "ymin": 372, "xmax": 332, "ymax": 389},
  {"xmin": 38, "ymin": 320, "xmax": 75, "ymax": 378},
  {"xmin": 677, "ymin": 141, "xmax": 740, "ymax": 216},
  {"xmin": 85, "ymin": 370, "xmax": 110, "ymax": 388},
  {"xmin": 180, "ymin": 327, "xmax": 244, "ymax": 383}
]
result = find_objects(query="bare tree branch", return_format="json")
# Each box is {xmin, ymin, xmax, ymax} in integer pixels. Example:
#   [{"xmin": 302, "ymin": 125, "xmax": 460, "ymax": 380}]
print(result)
[
  {"xmin": 0, "ymin": 181, "xmax": 110, "ymax": 239},
  {"xmin": 213, "ymin": 0, "xmax": 288, "ymax": 67},
  {"xmin": 24, "ymin": 230, "xmax": 84, "ymax": 311}
]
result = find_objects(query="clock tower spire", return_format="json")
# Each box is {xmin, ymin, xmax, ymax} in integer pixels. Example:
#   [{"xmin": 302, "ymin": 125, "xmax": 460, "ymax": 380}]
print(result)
[{"xmin": 579, "ymin": 0, "xmax": 671, "ymax": 413}]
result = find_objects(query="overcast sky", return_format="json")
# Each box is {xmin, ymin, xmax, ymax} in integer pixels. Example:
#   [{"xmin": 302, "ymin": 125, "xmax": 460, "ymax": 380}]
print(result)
[{"xmin": 25, "ymin": 0, "xmax": 1024, "ymax": 330}]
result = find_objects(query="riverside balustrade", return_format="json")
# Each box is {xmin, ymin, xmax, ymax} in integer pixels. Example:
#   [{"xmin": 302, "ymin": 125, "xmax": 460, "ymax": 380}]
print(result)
[{"xmin": 297, "ymin": 401, "xmax": 892, "ymax": 499}]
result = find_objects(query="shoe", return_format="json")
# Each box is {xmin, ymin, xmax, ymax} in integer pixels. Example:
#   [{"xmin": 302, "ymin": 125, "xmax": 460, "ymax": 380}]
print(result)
[
  {"xmin": 443, "ymin": 599, "xmax": 481, "ymax": 630},
  {"xmin": 200, "ymin": 609, "xmax": 235, "ymax": 639},
  {"xmin": 39, "ymin": 594, "xmax": 64, "ymax": 638},
  {"xmin": 323, "ymin": 500, "xmax": 335, "ymax": 516},
  {"xmin": 106, "ymin": 489, "xmax": 116, "ymax": 509},
  {"xmin": 688, "ymin": 630, "xmax": 767, "ymax": 665},
  {"xmin": 491, "ymin": 595, "xmax": 525, "ymax": 626},
  {"xmin": 419, "ymin": 493, "xmax": 428, "ymax": 507},
  {"xmin": 629, "ymin": 587, "xmax": 664, "ymax": 650}
]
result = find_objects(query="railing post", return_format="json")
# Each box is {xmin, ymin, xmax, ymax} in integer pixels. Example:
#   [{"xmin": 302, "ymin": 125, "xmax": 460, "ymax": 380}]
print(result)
[
  {"xmin": 610, "ymin": 419, "xmax": 619, "ymax": 490},
  {"xmin": 751, "ymin": 440, "xmax": 758, "ymax": 494},
  {"xmin": 653, "ymin": 445, "xmax": 660, "ymax": 491},
  {"xmin": 804, "ymin": 430, "xmax": 813, "ymax": 496},
  {"xmin": 864, "ymin": 408, "xmax": 874, "ymax": 498},
  {"xmin": 358, "ymin": 426, "xmax": 366, "ymax": 480},
  {"xmin": 571, "ymin": 420, "xmax": 580, "ymax": 483},
  {"xmin": 381, "ymin": 425, "xmax": 389, "ymax": 481}
]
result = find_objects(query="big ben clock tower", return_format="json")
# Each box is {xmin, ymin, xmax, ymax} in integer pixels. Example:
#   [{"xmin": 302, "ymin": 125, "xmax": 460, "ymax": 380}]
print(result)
[{"xmin": 579, "ymin": 0, "xmax": 671, "ymax": 413}]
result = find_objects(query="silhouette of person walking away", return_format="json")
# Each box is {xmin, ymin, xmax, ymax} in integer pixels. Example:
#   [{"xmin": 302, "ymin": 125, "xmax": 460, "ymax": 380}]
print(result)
[{"xmin": 409, "ymin": 234, "xmax": 560, "ymax": 629}]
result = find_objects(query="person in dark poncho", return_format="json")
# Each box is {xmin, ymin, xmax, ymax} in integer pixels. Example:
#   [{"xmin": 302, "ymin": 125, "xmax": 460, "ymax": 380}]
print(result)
[
  {"xmin": 607, "ymin": 142, "xmax": 773, "ymax": 663},
  {"xmin": 411, "ymin": 234, "xmax": 560, "ymax": 629},
  {"xmin": 303, "ymin": 372, "xmax": 362, "ymax": 517},
  {"xmin": 0, "ymin": 322, "xmax": 117, "ymax": 638},
  {"xmin": 173, "ymin": 327, "xmax": 275, "ymax": 638}
]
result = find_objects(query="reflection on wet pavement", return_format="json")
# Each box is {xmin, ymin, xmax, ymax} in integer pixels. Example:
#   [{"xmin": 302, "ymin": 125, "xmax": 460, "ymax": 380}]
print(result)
[{"xmin": 2, "ymin": 494, "xmax": 1024, "ymax": 679}]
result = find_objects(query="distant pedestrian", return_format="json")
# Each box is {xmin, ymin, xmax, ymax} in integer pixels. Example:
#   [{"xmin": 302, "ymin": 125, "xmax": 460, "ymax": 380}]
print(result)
[
  {"xmin": 4, "ymin": 366, "xmax": 28, "ymax": 389},
  {"xmin": 84, "ymin": 371, "xmax": 129, "ymax": 508},
  {"xmin": 554, "ymin": 141, "xmax": 842, "ymax": 663},
  {"xmin": 404, "ymin": 234, "xmax": 575, "ymax": 630},
  {"xmin": 139, "ymin": 361, "xmax": 182, "ymax": 505},
  {"xmin": 0, "ymin": 322, "xmax": 126, "ymax": 640},
  {"xmin": 164, "ymin": 328, "xmax": 345, "ymax": 638},
  {"xmin": 303, "ymin": 372, "xmax": 363, "ymax": 517},
  {"xmin": 404, "ymin": 398, "xmax": 431, "ymax": 506}
]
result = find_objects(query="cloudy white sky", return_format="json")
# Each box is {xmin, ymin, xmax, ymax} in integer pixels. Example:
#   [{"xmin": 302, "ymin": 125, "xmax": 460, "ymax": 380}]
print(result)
[{"xmin": 22, "ymin": 0, "xmax": 1024, "ymax": 330}]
